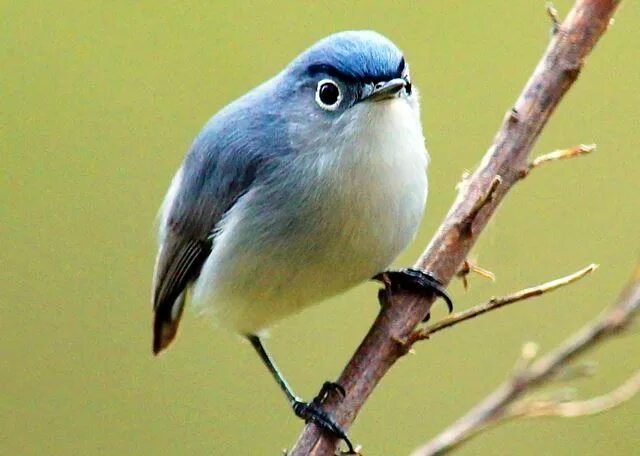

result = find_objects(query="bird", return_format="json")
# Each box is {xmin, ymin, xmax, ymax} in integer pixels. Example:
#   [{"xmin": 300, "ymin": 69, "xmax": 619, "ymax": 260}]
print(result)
[{"xmin": 151, "ymin": 30, "xmax": 451, "ymax": 453}]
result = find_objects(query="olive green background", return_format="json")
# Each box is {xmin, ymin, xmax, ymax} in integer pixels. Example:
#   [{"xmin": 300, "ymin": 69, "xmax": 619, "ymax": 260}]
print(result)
[{"xmin": 2, "ymin": 1, "xmax": 639, "ymax": 455}]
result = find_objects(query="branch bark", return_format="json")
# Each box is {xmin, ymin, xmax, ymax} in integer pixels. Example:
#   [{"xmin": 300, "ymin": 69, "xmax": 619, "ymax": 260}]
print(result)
[
  {"xmin": 411, "ymin": 265, "xmax": 640, "ymax": 456},
  {"xmin": 290, "ymin": 1, "xmax": 621, "ymax": 454}
]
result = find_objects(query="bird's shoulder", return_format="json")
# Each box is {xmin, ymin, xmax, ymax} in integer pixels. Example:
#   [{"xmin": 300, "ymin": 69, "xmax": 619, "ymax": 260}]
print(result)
[
  {"xmin": 151, "ymin": 77, "xmax": 295, "ymax": 352},
  {"xmin": 165, "ymin": 78, "xmax": 291, "ymax": 240}
]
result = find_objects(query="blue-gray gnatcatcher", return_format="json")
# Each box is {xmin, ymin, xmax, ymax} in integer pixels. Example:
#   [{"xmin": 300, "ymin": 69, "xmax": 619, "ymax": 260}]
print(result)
[{"xmin": 151, "ymin": 30, "xmax": 451, "ymax": 451}]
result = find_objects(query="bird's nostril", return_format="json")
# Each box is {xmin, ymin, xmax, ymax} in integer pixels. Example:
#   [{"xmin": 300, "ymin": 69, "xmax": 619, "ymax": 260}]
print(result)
[{"xmin": 375, "ymin": 82, "xmax": 385, "ymax": 90}]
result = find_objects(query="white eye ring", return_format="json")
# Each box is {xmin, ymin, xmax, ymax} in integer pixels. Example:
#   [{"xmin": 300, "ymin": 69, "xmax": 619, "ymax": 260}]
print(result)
[{"xmin": 315, "ymin": 79, "xmax": 342, "ymax": 111}]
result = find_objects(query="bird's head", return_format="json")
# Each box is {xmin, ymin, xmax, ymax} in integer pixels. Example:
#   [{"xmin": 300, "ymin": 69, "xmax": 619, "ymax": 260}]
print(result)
[
  {"xmin": 284, "ymin": 30, "xmax": 414, "ymax": 114},
  {"xmin": 275, "ymin": 31, "xmax": 421, "ymax": 158}
]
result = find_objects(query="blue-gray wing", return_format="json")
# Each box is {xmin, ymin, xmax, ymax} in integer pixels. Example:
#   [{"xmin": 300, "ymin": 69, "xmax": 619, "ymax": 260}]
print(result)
[{"xmin": 151, "ymin": 88, "xmax": 286, "ymax": 353}]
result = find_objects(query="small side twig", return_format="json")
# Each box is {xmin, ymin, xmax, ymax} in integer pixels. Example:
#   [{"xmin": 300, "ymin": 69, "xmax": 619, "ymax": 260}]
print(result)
[
  {"xmin": 525, "ymin": 143, "xmax": 596, "ymax": 177},
  {"xmin": 546, "ymin": 2, "xmax": 562, "ymax": 33},
  {"xmin": 410, "ymin": 264, "xmax": 597, "ymax": 344},
  {"xmin": 456, "ymin": 259, "xmax": 496, "ymax": 290},
  {"xmin": 509, "ymin": 369, "xmax": 640, "ymax": 418},
  {"xmin": 411, "ymin": 264, "xmax": 640, "ymax": 456}
]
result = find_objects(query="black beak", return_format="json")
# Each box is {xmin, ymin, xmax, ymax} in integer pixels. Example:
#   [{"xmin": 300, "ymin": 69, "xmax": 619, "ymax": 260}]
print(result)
[{"xmin": 365, "ymin": 78, "xmax": 407, "ymax": 101}]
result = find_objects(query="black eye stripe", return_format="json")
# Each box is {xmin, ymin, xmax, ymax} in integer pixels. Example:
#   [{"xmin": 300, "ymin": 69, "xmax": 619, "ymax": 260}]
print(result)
[
  {"xmin": 397, "ymin": 56, "xmax": 406, "ymax": 75},
  {"xmin": 307, "ymin": 57, "xmax": 407, "ymax": 84},
  {"xmin": 405, "ymin": 78, "xmax": 412, "ymax": 96},
  {"xmin": 308, "ymin": 63, "xmax": 357, "ymax": 83}
]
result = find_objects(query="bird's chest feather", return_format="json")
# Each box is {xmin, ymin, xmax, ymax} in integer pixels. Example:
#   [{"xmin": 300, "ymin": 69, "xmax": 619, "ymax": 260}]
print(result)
[
  {"xmin": 302, "ymin": 100, "xmax": 428, "ymax": 276},
  {"xmin": 190, "ymin": 99, "xmax": 427, "ymax": 330}
]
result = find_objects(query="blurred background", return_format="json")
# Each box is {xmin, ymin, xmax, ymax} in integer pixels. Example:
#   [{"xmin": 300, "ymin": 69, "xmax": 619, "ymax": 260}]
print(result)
[{"xmin": 2, "ymin": 1, "xmax": 639, "ymax": 454}]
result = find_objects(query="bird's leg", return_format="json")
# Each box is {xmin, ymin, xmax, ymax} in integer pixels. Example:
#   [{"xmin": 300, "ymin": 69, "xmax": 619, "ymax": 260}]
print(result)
[
  {"xmin": 373, "ymin": 268, "xmax": 453, "ymax": 322},
  {"xmin": 247, "ymin": 335, "xmax": 355, "ymax": 455}
]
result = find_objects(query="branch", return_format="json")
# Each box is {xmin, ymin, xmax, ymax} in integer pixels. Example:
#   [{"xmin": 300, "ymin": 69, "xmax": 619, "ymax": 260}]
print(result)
[
  {"xmin": 411, "ymin": 264, "xmax": 640, "ymax": 456},
  {"xmin": 410, "ymin": 263, "xmax": 597, "ymax": 342},
  {"xmin": 290, "ymin": 1, "xmax": 621, "ymax": 454},
  {"xmin": 509, "ymin": 369, "xmax": 640, "ymax": 418}
]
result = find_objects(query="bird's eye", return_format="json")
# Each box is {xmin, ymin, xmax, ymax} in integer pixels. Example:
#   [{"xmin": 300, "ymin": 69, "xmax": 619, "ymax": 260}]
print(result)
[{"xmin": 315, "ymin": 79, "xmax": 342, "ymax": 111}]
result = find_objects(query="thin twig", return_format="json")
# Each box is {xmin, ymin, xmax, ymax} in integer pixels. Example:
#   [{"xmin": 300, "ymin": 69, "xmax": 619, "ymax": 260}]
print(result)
[
  {"xmin": 524, "ymin": 143, "xmax": 596, "ymax": 176},
  {"xmin": 411, "ymin": 265, "xmax": 640, "ymax": 456},
  {"xmin": 509, "ymin": 369, "xmax": 640, "ymax": 418},
  {"xmin": 552, "ymin": 360, "xmax": 598, "ymax": 382},
  {"xmin": 456, "ymin": 259, "xmax": 496, "ymax": 290},
  {"xmin": 290, "ymin": 1, "xmax": 621, "ymax": 454},
  {"xmin": 410, "ymin": 264, "xmax": 597, "ymax": 343},
  {"xmin": 546, "ymin": 2, "xmax": 562, "ymax": 33}
]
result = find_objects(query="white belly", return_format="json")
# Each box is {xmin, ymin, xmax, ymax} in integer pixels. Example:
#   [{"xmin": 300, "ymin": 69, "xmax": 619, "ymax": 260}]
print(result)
[{"xmin": 192, "ymin": 97, "xmax": 428, "ymax": 334}]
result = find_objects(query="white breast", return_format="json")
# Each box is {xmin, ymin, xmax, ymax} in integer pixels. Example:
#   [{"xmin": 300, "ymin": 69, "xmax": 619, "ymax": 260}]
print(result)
[
  {"xmin": 316, "ymin": 97, "xmax": 428, "ymax": 279},
  {"xmin": 192, "ymin": 96, "xmax": 428, "ymax": 334}
]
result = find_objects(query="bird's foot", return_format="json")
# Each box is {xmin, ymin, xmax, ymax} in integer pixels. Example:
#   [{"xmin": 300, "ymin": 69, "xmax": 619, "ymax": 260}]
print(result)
[
  {"xmin": 314, "ymin": 381, "xmax": 346, "ymax": 404},
  {"xmin": 291, "ymin": 381, "xmax": 355, "ymax": 455},
  {"xmin": 373, "ymin": 268, "xmax": 453, "ymax": 322}
]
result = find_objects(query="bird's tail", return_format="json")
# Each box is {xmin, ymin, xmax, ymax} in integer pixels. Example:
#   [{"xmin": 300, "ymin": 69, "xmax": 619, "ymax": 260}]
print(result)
[{"xmin": 153, "ymin": 291, "xmax": 186, "ymax": 354}]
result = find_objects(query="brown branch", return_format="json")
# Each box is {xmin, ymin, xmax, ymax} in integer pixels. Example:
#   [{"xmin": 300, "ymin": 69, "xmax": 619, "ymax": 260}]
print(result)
[
  {"xmin": 290, "ymin": 1, "xmax": 621, "ymax": 454},
  {"xmin": 410, "ymin": 264, "xmax": 597, "ymax": 343},
  {"xmin": 411, "ymin": 264, "xmax": 640, "ymax": 456}
]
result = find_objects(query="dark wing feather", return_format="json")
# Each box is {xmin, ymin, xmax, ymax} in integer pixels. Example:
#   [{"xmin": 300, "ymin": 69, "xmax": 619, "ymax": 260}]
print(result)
[
  {"xmin": 152, "ymin": 233, "xmax": 211, "ymax": 354},
  {"xmin": 150, "ymin": 81, "xmax": 291, "ymax": 354}
]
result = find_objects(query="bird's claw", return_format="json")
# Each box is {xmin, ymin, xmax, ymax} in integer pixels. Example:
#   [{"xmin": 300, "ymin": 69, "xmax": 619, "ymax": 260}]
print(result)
[
  {"xmin": 373, "ymin": 268, "xmax": 453, "ymax": 321},
  {"xmin": 314, "ymin": 381, "xmax": 346, "ymax": 404},
  {"xmin": 292, "ymin": 399, "xmax": 356, "ymax": 454}
]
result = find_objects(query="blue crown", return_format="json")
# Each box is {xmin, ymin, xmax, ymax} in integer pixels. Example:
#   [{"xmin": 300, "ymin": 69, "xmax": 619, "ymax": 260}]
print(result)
[{"xmin": 291, "ymin": 31, "xmax": 405, "ymax": 83}]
